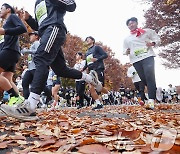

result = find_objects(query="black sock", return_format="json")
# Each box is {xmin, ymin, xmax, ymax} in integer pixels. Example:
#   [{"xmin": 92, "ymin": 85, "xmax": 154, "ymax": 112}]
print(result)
[{"xmin": 7, "ymin": 88, "xmax": 19, "ymax": 97}]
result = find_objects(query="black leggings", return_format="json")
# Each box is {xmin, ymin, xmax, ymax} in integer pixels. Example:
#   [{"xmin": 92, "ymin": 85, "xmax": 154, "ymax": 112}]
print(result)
[
  {"xmin": 133, "ymin": 57, "xmax": 156, "ymax": 99},
  {"xmin": 22, "ymin": 69, "xmax": 52, "ymax": 101},
  {"xmin": 22, "ymin": 70, "xmax": 35, "ymax": 99},
  {"xmin": 134, "ymin": 81, "xmax": 147, "ymax": 101},
  {"xmin": 76, "ymin": 80, "xmax": 86, "ymax": 106}
]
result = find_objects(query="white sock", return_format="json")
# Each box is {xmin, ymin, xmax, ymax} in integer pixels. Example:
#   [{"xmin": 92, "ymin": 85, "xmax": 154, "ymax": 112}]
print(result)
[
  {"xmin": 95, "ymin": 99, "xmax": 101, "ymax": 105},
  {"xmin": 82, "ymin": 73, "xmax": 92, "ymax": 84},
  {"xmin": 28, "ymin": 92, "xmax": 40, "ymax": 110},
  {"xmin": 148, "ymin": 99, "xmax": 154, "ymax": 103}
]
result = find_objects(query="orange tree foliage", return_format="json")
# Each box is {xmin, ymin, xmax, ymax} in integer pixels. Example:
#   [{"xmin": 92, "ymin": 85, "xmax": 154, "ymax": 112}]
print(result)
[
  {"xmin": 62, "ymin": 33, "xmax": 134, "ymax": 90},
  {"xmin": 144, "ymin": 0, "xmax": 180, "ymax": 68},
  {"xmin": 1, "ymin": 7, "xmax": 133, "ymax": 90},
  {"xmin": 16, "ymin": 31, "xmax": 134, "ymax": 90}
]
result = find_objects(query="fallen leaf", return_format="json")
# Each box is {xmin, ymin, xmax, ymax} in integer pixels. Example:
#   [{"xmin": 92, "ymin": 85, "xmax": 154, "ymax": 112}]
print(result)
[
  {"xmin": 80, "ymin": 138, "xmax": 96, "ymax": 146},
  {"xmin": 0, "ymin": 134, "xmax": 7, "ymax": 141},
  {"xmin": 0, "ymin": 141, "xmax": 11, "ymax": 149},
  {"xmin": 17, "ymin": 140, "xmax": 28, "ymax": 145},
  {"xmin": 78, "ymin": 144, "xmax": 111, "ymax": 154}
]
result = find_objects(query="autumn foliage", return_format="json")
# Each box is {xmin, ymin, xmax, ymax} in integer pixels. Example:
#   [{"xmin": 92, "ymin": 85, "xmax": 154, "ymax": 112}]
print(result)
[
  {"xmin": 62, "ymin": 33, "xmax": 133, "ymax": 90},
  {"xmin": 144, "ymin": 0, "xmax": 180, "ymax": 68}
]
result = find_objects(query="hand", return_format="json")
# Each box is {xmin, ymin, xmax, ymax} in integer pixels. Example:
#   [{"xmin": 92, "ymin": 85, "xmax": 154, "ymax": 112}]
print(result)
[
  {"xmin": 146, "ymin": 42, "xmax": 155, "ymax": 47},
  {"xmin": 23, "ymin": 11, "xmax": 30, "ymax": 21},
  {"xmin": 91, "ymin": 58, "xmax": 98, "ymax": 62},
  {"xmin": 0, "ymin": 28, "xmax": 5, "ymax": 35},
  {"xmin": 126, "ymin": 48, "xmax": 130, "ymax": 55},
  {"xmin": 15, "ymin": 8, "xmax": 24, "ymax": 19}
]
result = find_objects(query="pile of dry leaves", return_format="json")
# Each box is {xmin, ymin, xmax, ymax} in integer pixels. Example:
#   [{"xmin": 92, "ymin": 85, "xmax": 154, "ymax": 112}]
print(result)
[{"xmin": 0, "ymin": 104, "xmax": 180, "ymax": 154}]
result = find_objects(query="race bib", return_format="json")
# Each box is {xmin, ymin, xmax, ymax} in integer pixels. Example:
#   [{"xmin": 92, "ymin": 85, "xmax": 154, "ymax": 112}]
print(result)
[
  {"xmin": 35, "ymin": 0, "xmax": 47, "ymax": 25},
  {"xmin": 28, "ymin": 55, "xmax": 32, "ymax": 63},
  {"xmin": 134, "ymin": 47, "xmax": 147, "ymax": 56},
  {"xmin": 0, "ymin": 35, "xmax": 4, "ymax": 44},
  {"xmin": 86, "ymin": 54, "xmax": 93, "ymax": 65},
  {"xmin": 53, "ymin": 75, "xmax": 57, "ymax": 81}
]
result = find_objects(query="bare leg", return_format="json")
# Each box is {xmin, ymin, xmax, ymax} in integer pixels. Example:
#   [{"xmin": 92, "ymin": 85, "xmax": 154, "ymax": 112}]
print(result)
[
  {"xmin": 0, "ymin": 68, "xmax": 12, "ymax": 91},
  {"xmin": 1, "ymin": 72, "xmax": 19, "ymax": 94},
  {"xmin": 52, "ymin": 84, "xmax": 60, "ymax": 107}
]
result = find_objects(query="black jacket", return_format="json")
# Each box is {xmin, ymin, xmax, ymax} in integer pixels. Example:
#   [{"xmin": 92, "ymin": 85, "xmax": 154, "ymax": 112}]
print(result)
[
  {"xmin": 85, "ymin": 45, "xmax": 108, "ymax": 71},
  {"xmin": 2, "ymin": 14, "xmax": 27, "ymax": 52},
  {"xmin": 26, "ymin": 0, "xmax": 76, "ymax": 36}
]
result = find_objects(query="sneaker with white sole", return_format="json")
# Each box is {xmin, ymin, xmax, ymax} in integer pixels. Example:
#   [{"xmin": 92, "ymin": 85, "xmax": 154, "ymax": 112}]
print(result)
[
  {"xmin": 145, "ymin": 99, "xmax": 154, "ymax": 110},
  {"xmin": 89, "ymin": 70, "xmax": 102, "ymax": 92},
  {"xmin": 92, "ymin": 104, "xmax": 103, "ymax": 110},
  {"xmin": 156, "ymin": 87, "xmax": 163, "ymax": 102},
  {"xmin": 8, "ymin": 95, "xmax": 25, "ymax": 106},
  {"xmin": 0, "ymin": 100, "xmax": 38, "ymax": 121},
  {"xmin": 0, "ymin": 109, "xmax": 6, "ymax": 117}
]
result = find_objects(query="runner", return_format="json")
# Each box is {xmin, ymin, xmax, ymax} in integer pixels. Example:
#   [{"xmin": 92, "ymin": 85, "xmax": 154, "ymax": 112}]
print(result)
[
  {"xmin": 127, "ymin": 65, "xmax": 147, "ymax": 105},
  {"xmin": 123, "ymin": 17, "xmax": 161, "ymax": 109},
  {"xmin": 0, "ymin": 3, "xmax": 27, "ymax": 106},
  {"xmin": 84, "ymin": 36, "xmax": 108, "ymax": 110},
  {"xmin": 21, "ymin": 31, "xmax": 40, "ymax": 99},
  {"xmin": 0, "ymin": 1, "xmax": 102, "ymax": 121},
  {"xmin": 74, "ymin": 52, "xmax": 88, "ymax": 109}
]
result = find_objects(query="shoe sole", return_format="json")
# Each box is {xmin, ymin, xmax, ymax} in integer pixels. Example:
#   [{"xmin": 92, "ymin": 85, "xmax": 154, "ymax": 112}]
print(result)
[
  {"xmin": 91, "ymin": 71, "xmax": 103, "ymax": 92},
  {"xmin": 0, "ymin": 109, "xmax": 6, "ymax": 116},
  {"xmin": 92, "ymin": 105, "xmax": 103, "ymax": 110},
  {"xmin": 91, "ymin": 71, "xmax": 99, "ymax": 85},
  {"xmin": 145, "ymin": 104, "xmax": 154, "ymax": 110},
  {"xmin": 0, "ymin": 108, "xmax": 39, "ymax": 121}
]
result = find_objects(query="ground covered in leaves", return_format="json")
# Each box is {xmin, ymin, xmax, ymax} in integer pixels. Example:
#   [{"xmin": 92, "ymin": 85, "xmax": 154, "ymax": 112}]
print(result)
[{"xmin": 0, "ymin": 104, "xmax": 180, "ymax": 154}]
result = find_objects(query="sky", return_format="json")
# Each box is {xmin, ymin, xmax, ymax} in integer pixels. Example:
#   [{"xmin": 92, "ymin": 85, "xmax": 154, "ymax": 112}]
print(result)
[{"xmin": 1, "ymin": 0, "xmax": 180, "ymax": 90}]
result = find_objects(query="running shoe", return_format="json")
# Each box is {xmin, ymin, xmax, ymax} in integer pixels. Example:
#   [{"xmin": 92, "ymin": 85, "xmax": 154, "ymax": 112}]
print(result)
[
  {"xmin": 8, "ymin": 95, "xmax": 24, "ymax": 106},
  {"xmin": 145, "ymin": 99, "xmax": 154, "ymax": 110},
  {"xmin": 89, "ymin": 70, "xmax": 102, "ymax": 92},
  {"xmin": 92, "ymin": 104, "xmax": 103, "ymax": 110},
  {"xmin": 0, "ymin": 100, "xmax": 38, "ymax": 121}
]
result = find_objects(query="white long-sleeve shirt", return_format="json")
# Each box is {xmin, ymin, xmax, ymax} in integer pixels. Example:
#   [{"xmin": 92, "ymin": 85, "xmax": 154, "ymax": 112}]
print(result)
[
  {"xmin": 127, "ymin": 66, "xmax": 141, "ymax": 83},
  {"xmin": 74, "ymin": 60, "xmax": 86, "ymax": 81},
  {"xmin": 123, "ymin": 28, "xmax": 161, "ymax": 64}
]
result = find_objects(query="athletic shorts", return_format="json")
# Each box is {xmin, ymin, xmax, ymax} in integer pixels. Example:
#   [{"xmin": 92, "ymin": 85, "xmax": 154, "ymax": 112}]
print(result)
[
  {"xmin": 52, "ymin": 75, "xmax": 61, "ymax": 87},
  {"xmin": 95, "ymin": 69, "xmax": 105, "ymax": 86},
  {"xmin": 0, "ymin": 49, "xmax": 20, "ymax": 72}
]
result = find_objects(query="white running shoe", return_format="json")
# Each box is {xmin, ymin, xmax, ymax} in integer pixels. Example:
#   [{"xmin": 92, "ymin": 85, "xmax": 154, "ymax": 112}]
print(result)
[
  {"xmin": 89, "ymin": 70, "xmax": 102, "ymax": 92},
  {"xmin": 156, "ymin": 87, "xmax": 163, "ymax": 102},
  {"xmin": 0, "ymin": 108, "xmax": 6, "ymax": 117},
  {"xmin": 145, "ymin": 99, "xmax": 155, "ymax": 110},
  {"xmin": 0, "ymin": 100, "xmax": 38, "ymax": 121}
]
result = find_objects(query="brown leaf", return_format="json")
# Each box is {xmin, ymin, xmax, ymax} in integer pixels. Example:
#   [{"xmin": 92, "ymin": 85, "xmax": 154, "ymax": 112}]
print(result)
[
  {"xmin": 10, "ymin": 135, "xmax": 26, "ymax": 140},
  {"xmin": 80, "ymin": 138, "xmax": 96, "ymax": 146},
  {"xmin": 39, "ymin": 135, "xmax": 53, "ymax": 141},
  {"xmin": 78, "ymin": 144, "xmax": 111, "ymax": 154},
  {"xmin": 40, "ymin": 139, "xmax": 56, "ymax": 147},
  {"xmin": 0, "ymin": 134, "xmax": 8, "ymax": 141},
  {"xmin": 16, "ymin": 140, "xmax": 28, "ymax": 145},
  {"xmin": 0, "ymin": 141, "xmax": 11, "ymax": 149},
  {"xmin": 121, "ymin": 130, "xmax": 142, "ymax": 140},
  {"xmin": 71, "ymin": 128, "xmax": 82, "ymax": 134}
]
